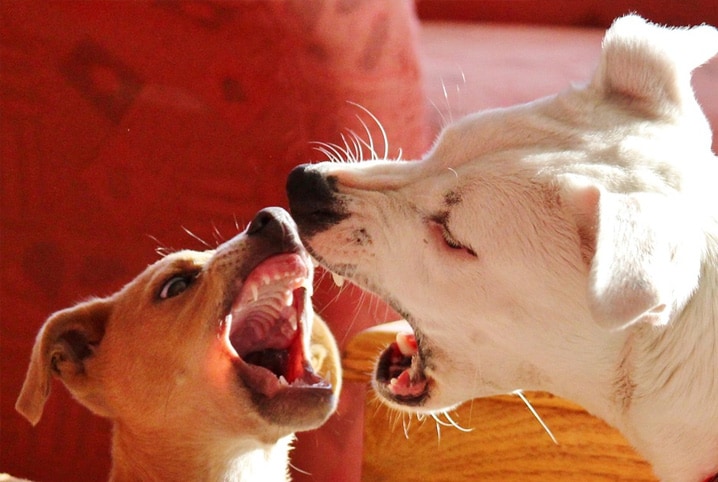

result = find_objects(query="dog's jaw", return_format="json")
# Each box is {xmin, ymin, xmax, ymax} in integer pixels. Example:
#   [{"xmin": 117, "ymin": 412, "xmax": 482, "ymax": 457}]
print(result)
[{"xmin": 219, "ymin": 252, "xmax": 335, "ymax": 428}]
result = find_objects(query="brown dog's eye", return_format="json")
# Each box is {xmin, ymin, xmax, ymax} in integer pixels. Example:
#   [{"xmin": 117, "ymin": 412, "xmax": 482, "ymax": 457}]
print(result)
[{"xmin": 158, "ymin": 273, "xmax": 197, "ymax": 300}]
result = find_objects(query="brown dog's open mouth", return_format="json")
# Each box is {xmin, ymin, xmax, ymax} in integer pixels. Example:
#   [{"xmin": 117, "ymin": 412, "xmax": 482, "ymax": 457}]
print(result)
[
  {"xmin": 374, "ymin": 331, "xmax": 430, "ymax": 406},
  {"xmin": 223, "ymin": 253, "xmax": 331, "ymax": 398}
]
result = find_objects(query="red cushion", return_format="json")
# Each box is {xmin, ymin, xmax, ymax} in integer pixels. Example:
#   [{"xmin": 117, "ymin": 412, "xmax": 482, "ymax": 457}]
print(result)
[{"xmin": 0, "ymin": 2, "xmax": 428, "ymax": 481}]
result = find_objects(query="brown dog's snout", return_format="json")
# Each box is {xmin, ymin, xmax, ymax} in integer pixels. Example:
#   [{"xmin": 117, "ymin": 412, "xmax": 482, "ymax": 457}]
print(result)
[{"xmin": 246, "ymin": 207, "xmax": 301, "ymax": 252}]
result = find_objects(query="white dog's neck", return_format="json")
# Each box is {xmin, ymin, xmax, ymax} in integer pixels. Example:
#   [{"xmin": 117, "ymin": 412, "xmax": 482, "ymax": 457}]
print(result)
[
  {"xmin": 109, "ymin": 427, "xmax": 293, "ymax": 482},
  {"xmin": 565, "ymin": 237, "xmax": 718, "ymax": 482},
  {"xmin": 623, "ymin": 246, "xmax": 718, "ymax": 481}
]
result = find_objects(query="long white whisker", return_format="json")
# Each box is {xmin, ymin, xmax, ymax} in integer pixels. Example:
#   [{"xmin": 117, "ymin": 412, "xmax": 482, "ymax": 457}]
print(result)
[
  {"xmin": 513, "ymin": 390, "xmax": 558, "ymax": 445},
  {"xmin": 402, "ymin": 413, "xmax": 411, "ymax": 440},
  {"xmin": 348, "ymin": 131, "xmax": 364, "ymax": 163},
  {"xmin": 346, "ymin": 129, "xmax": 368, "ymax": 163},
  {"xmin": 434, "ymin": 415, "xmax": 442, "ymax": 445},
  {"xmin": 355, "ymin": 114, "xmax": 378, "ymax": 160},
  {"xmin": 312, "ymin": 141, "xmax": 346, "ymax": 163},
  {"xmin": 441, "ymin": 411, "xmax": 473, "ymax": 432},
  {"xmin": 339, "ymin": 133, "xmax": 359, "ymax": 163},
  {"xmin": 347, "ymin": 101, "xmax": 389, "ymax": 160},
  {"xmin": 182, "ymin": 226, "xmax": 212, "ymax": 249}
]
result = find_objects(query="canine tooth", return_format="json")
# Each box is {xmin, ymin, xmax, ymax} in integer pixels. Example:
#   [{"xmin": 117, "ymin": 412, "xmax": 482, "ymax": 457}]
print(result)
[
  {"xmin": 284, "ymin": 291, "xmax": 294, "ymax": 307},
  {"xmin": 278, "ymin": 376, "xmax": 289, "ymax": 386},
  {"xmin": 301, "ymin": 277, "xmax": 314, "ymax": 296},
  {"xmin": 250, "ymin": 284, "xmax": 259, "ymax": 302},
  {"xmin": 331, "ymin": 272, "xmax": 345, "ymax": 287},
  {"xmin": 396, "ymin": 332, "xmax": 418, "ymax": 356},
  {"xmin": 288, "ymin": 312, "xmax": 298, "ymax": 331}
]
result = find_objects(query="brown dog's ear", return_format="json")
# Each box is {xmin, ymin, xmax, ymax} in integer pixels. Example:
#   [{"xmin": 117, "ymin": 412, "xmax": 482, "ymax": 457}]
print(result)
[
  {"xmin": 15, "ymin": 298, "xmax": 110, "ymax": 425},
  {"xmin": 560, "ymin": 176, "xmax": 703, "ymax": 331}
]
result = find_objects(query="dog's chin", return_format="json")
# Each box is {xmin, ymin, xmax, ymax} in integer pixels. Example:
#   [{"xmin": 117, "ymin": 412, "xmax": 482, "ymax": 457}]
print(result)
[{"xmin": 222, "ymin": 253, "xmax": 336, "ymax": 428}]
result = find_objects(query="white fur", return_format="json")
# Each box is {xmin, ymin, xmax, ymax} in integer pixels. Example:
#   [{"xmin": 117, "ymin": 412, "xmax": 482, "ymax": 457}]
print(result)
[{"xmin": 289, "ymin": 16, "xmax": 718, "ymax": 481}]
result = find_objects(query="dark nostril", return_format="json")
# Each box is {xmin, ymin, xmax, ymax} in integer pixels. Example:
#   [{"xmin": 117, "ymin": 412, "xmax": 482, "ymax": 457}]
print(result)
[{"xmin": 247, "ymin": 208, "xmax": 280, "ymax": 235}]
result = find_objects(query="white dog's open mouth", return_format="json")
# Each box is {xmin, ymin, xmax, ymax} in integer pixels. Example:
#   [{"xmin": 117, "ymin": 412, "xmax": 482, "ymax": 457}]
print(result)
[
  {"xmin": 374, "ymin": 331, "xmax": 431, "ymax": 405},
  {"xmin": 223, "ymin": 253, "xmax": 331, "ymax": 399}
]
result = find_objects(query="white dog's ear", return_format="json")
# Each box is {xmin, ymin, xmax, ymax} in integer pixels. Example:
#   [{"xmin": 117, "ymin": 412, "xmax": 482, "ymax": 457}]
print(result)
[
  {"xmin": 593, "ymin": 15, "xmax": 718, "ymax": 115},
  {"xmin": 559, "ymin": 175, "xmax": 703, "ymax": 331},
  {"xmin": 15, "ymin": 299, "xmax": 111, "ymax": 425}
]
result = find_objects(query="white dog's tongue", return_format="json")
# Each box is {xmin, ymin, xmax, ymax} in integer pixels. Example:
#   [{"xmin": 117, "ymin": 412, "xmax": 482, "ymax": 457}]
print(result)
[{"xmin": 388, "ymin": 332, "xmax": 427, "ymax": 397}]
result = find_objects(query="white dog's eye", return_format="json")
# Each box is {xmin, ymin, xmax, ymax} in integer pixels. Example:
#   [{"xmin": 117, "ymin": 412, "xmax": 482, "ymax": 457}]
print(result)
[
  {"xmin": 440, "ymin": 224, "xmax": 463, "ymax": 250},
  {"xmin": 429, "ymin": 218, "xmax": 477, "ymax": 257},
  {"xmin": 159, "ymin": 273, "xmax": 197, "ymax": 300}
]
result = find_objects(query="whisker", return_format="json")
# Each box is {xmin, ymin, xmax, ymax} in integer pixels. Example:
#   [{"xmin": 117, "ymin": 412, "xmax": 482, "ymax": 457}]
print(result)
[
  {"xmin": 436, "ymin": 411, "xmax": 473, "ymax": 432},
  {"xmin": 311, "ymin": 142, "xmax": 345, "ymax": 163},
  {"xmin": 347, "ymin": 101, "xmax": 389, "ymax": 160},
  {"xmin": 513, "ymin": 390, "xmax": 558, "ymax": 445},
  {"xmin": 402, "ymin": 412, "xmax": 411, "ymax": 440},
  {"xmin": 182, "ymin": 226, "xmax": 212, "ymax": 249}
]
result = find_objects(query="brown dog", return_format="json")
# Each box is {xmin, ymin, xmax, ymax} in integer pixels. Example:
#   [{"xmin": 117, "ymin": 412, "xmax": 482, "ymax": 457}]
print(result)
[{"xmin": 15, "ymin": 207, "xmax": 341, "ymax": 482}]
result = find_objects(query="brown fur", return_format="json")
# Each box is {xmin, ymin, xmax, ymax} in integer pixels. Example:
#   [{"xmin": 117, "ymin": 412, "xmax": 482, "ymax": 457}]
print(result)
[{"xmin": 16, "ymin": 208, "xmax": 340, "ymax": 482}]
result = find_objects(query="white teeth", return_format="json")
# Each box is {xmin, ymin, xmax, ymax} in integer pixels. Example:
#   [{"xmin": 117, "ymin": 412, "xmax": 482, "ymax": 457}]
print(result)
[
  {"xmin": 261, "ymin": 275, "xmax": 271, "ymax": 285},
  {"xmin": 331, "ymin": 272, "xmax": 345, "ymax": 287},
  {"xmin": 250, "ymin": 284, "xmax": 259, "ymax": 302},
  {"xmin": 284, "ymin": 290, "xmax": 294, "ymax": 307},
  {"xmin": 301, "ymin": 277, "xmax": 314, "ymax": 296},
  {"xmin": 278, "ymin": 376, "xmax": 289, "ymax": 386},
  {"xmin": 396, "ymin": 332, "xmax": 418, "ymax": 357},
  {"xmin": 310, "ymin": 256, "xmax": 319, "ymax": 268},
  {"xmin": 288, "ymin": 312, "xmax": 298, "ymax": 331}
]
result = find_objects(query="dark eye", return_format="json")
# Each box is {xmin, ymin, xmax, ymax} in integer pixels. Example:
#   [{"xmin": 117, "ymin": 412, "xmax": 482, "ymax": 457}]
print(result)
[{"xmin": 158, "ymin": 273, "xmax": 197, "ymax": 300}]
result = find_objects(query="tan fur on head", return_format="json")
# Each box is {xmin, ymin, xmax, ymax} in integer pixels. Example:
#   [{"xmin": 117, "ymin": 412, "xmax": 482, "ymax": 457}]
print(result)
[{"xmin": 15, "ymin": 207, "xmax": 340, "ymax": 481}]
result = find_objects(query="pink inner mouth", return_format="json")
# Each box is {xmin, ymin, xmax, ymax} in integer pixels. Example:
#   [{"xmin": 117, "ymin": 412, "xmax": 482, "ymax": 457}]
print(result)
[
  {"xmin": 222, "ymin": 253, "xmax": 329, "ymax": 397},
  {"xmin": 376, "ymin": 332, "xmax": 428, "ymax": 401}
]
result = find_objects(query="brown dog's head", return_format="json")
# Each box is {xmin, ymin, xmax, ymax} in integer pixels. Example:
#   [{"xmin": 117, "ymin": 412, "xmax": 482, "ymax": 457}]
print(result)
[{"xmin": 16, "ymin": 207, "xmax": 340, "ymax": 445}]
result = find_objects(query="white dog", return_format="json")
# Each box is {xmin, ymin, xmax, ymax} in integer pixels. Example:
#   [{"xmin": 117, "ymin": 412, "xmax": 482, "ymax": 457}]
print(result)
[{"xmin": 286, "ymin": 16, "xmax": 718, "ymax": 482}]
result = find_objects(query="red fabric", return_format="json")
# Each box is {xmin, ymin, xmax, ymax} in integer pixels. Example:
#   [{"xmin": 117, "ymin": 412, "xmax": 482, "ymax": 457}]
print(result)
[
  {"xmin": 416, "ymin": 0, "xmax": 718, "ymax": 28},
  {"xmin": 0, "ymin": 1, "xmax": 428, "ymax": 481}
]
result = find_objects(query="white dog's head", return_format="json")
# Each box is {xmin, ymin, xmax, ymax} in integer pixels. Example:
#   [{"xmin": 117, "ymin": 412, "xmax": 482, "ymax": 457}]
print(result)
[{"xmin": 286, "ymin": 13, "xmax": 717, "ymax": 430}]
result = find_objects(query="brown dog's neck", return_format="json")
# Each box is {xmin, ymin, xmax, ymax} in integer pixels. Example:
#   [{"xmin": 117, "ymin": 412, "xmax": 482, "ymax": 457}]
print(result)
[{"xmin": 108, "ymin": 425, "xmax": 293, "ymax": 482}]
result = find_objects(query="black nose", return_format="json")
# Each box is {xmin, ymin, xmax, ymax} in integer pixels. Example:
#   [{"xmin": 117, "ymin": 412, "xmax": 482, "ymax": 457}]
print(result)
[
  {"xmin": 286, "ymin": 164, "xmax": 348, "ymax": 236},
  {"xmin": 246, "ymin": 207, "xmax": 297, "ymax": 242}
]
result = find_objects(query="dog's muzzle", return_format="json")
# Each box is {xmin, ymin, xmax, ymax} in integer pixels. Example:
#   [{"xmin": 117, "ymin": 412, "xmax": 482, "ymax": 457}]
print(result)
[{"xmin": 286, "ymin": 164, "xmax": 349, "ymax": 238}]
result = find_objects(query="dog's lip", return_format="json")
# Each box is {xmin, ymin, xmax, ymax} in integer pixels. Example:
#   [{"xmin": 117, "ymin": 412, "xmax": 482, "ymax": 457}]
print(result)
[
  {"xmin": 220, "ymin": 253, "xmax": 332, "ymax": 399},
  {"xmin": 374, "ymin": 331, "xmax": 431, "ymax": 405}
]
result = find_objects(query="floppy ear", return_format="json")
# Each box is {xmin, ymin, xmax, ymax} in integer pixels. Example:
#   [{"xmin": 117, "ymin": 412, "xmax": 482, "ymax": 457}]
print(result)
[
  {"xmin": 15, "ymin": 298, "xmax": 110, "ymax": 425},
  {"xmin": 560, "ymin": 176, "xmax": 703, "ymax": 331}
]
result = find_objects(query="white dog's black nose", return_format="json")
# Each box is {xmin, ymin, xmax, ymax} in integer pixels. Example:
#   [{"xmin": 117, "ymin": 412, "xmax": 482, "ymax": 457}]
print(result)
[{"xmin": 286, "ymin": 164, "xmax": 348, "ymax": 237}]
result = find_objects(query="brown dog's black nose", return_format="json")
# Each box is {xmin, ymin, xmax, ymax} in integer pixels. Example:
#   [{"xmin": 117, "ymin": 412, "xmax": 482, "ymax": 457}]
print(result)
[
  {"xmin": 246, "ymin": 207, "xmax": 300, "ymax": 249},
  {"xmin": 286, "ymin": 164, "xmax": 348, "ymax": 237}
]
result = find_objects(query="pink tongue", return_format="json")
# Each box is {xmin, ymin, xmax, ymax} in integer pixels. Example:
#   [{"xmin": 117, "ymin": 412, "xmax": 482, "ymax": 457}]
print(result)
[{"xmin": 388, "ymin": 332, "xmax": 427, "ymax": 397}]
